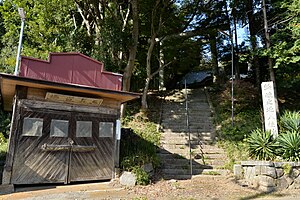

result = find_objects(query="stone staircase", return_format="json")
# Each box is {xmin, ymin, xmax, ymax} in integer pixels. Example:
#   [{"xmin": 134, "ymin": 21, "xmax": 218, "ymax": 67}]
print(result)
[{"xmin": 158, "ymin": 88, "xmax": 229, "ymax": 179}]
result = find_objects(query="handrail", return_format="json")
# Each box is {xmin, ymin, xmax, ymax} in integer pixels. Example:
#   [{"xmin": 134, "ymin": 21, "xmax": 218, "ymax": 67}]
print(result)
[
  {"xmin": 184, "ymin": 80, "xmax": 192, "ymax": 177},
  {"xmin": 157, "ymin": 91, "xmax": 166, "ymax": 132}
]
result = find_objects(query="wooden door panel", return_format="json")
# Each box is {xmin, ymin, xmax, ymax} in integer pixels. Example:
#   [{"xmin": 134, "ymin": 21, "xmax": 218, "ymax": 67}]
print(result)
[
  {"xmin": 68, "ymin": 114, "xmax": 116, "ymax": 182},
  {"xmin": 12, "ymin": 109, "xmax": 71, "ymax": 184},
  {"xmin": 69, "ymin": 139, "xmax": 114, "ymax": 181}
]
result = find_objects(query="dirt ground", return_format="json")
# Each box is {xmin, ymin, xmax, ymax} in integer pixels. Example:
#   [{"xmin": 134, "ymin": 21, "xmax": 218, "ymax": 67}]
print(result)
[{"xmin": 1, "ymin": 175, "xmax": 300, "ymax": 200}]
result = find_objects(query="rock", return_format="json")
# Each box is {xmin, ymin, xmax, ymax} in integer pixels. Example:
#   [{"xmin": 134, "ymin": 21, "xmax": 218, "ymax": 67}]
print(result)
[
  {"xmin": 290, "ymin": 175, "xmax": 300, "ymax": 189},
  {"xmin": 120, "ymin": 171, "xmax": 137, "ymax": 187},
  {"xmin": 258, "ymin": 175, "xmax": 276, "ymax": 187},
  {"xmin": 260, "ymin": 166, "xmax": 277, "ymax": 178},
  {"xmin": 241, "ymin": 160, "xmax": 273, "ymax": 167},
  {"xmin": 143, "ymin": 163, "xmax": 154, "ymax": 177},
  {"xmin": 276, "ymin": 168, "xmax": 284, "ymax": 178},
  {"xmin": 259, "ymin": 185, "xmax": 275, "ymax": 193},
  {"xmin": 244, "ymin": 166, "xmax": 256, "ymax": 181},
  {"xmin": 291, "ymin": 168, "xmax": 300, "ymax": 178},
  {"xmin": 276, "ymin": 175, "xmax": 294, "ymax": 189},
  {"xmin": 233, "ymin": 164, "xmax": 243, "ymax": 179}
]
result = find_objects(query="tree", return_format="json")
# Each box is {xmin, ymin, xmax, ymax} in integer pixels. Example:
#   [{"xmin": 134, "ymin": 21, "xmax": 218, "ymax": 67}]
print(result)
[{"xmin": 0, "ymin": 0, "xmax": 77, "ymax": 71}]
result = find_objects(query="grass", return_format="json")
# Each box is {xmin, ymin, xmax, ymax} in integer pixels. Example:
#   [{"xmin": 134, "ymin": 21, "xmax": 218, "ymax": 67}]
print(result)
[
  {"xmin": 209, "ymin": 81, "xmax": 261, "ymax": 169},
  {"xmin": 119, "ymin": 93, "xmax": 163, "ymax": 185},
  {"xmin": 0, "ymin": 141, "xmax": 8, "ymax": 162}
]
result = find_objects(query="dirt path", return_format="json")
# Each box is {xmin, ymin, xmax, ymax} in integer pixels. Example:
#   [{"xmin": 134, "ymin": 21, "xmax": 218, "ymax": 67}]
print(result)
[{"xmin": 1, "ymin": 175, "xmax": 299, "ymax": 200}]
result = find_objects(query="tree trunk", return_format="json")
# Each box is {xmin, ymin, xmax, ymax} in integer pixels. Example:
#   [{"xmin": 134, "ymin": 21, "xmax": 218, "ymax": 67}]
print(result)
[
  {"xmin": 121, "ymin": 0, "xmax": 139, "ymax": 117},
  {"xmin": 262, "ymin": 0, "xmax": 279, "ymax": 114},
  {"xmin": 209, "ymin": 31, "xmax": 219, "ymax": 83},
  {"xmin": 141, "ymin": 33, "xmax": 157, "ymax": 110},
  {"xmin": 247, "ymin": 0, "xmax": 260, "ymax": 86}
]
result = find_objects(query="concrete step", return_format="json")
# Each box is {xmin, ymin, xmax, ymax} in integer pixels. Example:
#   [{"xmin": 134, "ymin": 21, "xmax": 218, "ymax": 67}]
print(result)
[
  {"xmin": 158, "ymin": 146, "xmax": 225, "ymax": 154},
  {"xmin": 164, "ymin": 124, "xmax": 214, "ymax": 130},
  {"xmin": 161, "ymin": 132, "xmax": 213, "ymax": 137},
  {"xmin": 162, "ymin": 108, "xmax": 212, "ymax": 113},
  {"xmin": 158, "ymin": 152, "xmax": 226, "ymax": 160},
  {"xmin": 159, "ymin": 158, "xmax": 226, "ymax": 166},
  {"xmin": 160, "ymin": 143, "xmax": 218, "ymax": 150},
  {"xmin": 160, "ymin": 138, "xmax": 213, "ymax": 144},
  {"xmin": 161, "ymin": 123, "xmax": 214, "ymax": 128},
  {"xmin": 162, "ymin": 169, "xmax": 230, "ymax": 180},
  {"xmin": 161, "ymin": 135, "xmax": 213, "ymax": 141},
  {"xmin": 160, "ymin": 137, "xmax": 213, "ymax": 144},
  {"xmin": 161, "ymin": 163, "xmax": 215, "ymax": 170},
  {"xmin": 161, "ymin": 168, "xmax": 229, "ymax": 176},
  {"xmin": 162, "ymin": 117, "xmax": 214, "ymax": 122}
]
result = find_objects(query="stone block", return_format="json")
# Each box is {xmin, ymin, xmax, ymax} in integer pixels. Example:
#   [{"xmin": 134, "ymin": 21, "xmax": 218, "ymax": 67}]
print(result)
[
  {"xmin": 290, "ymin": 175, "xmax": 300, "ymax": 189},
  {"xmin": 258, "ymin": 175, "xmax": 276, "ymax": 187},
  {"xmin": 276, "ymin": 175, "xmax": 294, "ymax": 190},
  {"xmin": 244, "ymin": 166, "xmax": 256, "ymax": 180},
  {"xmin": 259, "ymin": 185, "xmax": 275, "ymax": 193},
  {"xmin": 120, "ymin": 171, "xmax": 136, "ymax": 187},
  {"xmin": 260, "ymin": 166, "xmax": 277, "ymax": 178},
  {"xmin": 241, "ymin": 160, "xmax": 273, "ymax": 167},
  {"xmin": 291, "ymin": 168, "xmax": 300, "ymax": 178},
  {"xmin": 276, "ymin": 168, "xmax": 284, "ymax": 178},
  {"xmin": 255, "ymin": 165, "xmax": 261, "ymax": 175},
  {"xmin": 233, "ymin": 164, "xmax": 243, "ymax": 179},
  {"xmin": 0, "ymin": 184, "xmax": 14, "ymax": 194},
  {"xmin": 274, "ymin": 162, "xmax": 295, "ymax": 168},
  {"xmin": 142, "ymin": 163, "xmax": 154, "ymax": 177}
]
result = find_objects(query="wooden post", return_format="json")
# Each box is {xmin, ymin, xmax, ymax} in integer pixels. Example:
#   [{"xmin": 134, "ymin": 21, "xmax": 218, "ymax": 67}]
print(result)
[{"xmin": 2, "ymin": 96, "xmax": 19, "ymax": 184}]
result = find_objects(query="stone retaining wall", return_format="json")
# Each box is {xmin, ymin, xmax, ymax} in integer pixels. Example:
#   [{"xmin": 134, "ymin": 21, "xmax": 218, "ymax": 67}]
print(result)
[{"xmin": 234, "ymin": 161, "xmax": 300, "ymax": 192}]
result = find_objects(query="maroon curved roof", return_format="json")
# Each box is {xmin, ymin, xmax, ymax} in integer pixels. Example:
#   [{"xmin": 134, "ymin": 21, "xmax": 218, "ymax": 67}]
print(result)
[{"xmin": 20, "ymin": 52, "xmax": 122, "ymax": 91}]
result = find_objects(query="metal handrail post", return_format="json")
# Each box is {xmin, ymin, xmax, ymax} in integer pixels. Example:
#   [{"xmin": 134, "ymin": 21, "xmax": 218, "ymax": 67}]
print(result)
[{"xmin": 185, "ymin": 80, "xmax": 192, "ymax": 177}]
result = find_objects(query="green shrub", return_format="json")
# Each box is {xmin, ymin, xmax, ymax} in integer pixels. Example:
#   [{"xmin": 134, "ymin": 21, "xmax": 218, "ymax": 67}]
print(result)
[
  {"xmin": 120, "ymin": 115, "xmax": 161, "ymax": 185},
  {"xmin": 0, "ymin": 133, "xmax": 8, "ymax": 161},
  {"xmin": 279, "ymin": 111, "xmax": 300, "ymax": 133},
  {"xmin": 132, "ymin": 167, "xmax": 150, "ymax": 185},
  {"xmin": 247, "ymin": 129, "xmax": 278, "ymax": 160},
  {"xmin": 0, "ymin": 132, "xmax": 6, "ymax": 145},
  {"xmin": 277, "ymin": 130, "xmax": 300, "ymax": 161}
]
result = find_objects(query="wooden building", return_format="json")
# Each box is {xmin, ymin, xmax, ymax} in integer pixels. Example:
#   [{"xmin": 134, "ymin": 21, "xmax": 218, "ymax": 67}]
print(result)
[{"xmin": 1, "ymin": 53, "xmax": 139, "ymax": 185}]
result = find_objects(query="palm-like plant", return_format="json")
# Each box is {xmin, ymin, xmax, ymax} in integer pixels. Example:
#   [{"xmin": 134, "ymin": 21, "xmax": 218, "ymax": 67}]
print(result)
[
  {"xmin": 279, "ymin": 111, "xmax": 300, "ymax": 133},
  {"xmin": 247, "ymin": 129, "xmax": 278, "ymax": 160},
  {"xmin": 277, "ymin": 130, "xmax": 300, "ymax": 161}
]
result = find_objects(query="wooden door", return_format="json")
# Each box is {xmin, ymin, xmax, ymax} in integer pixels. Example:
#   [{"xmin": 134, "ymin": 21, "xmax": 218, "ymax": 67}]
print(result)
[
  {"xmin": 11, "ymin": 109, "xmax": 71, "ymax": 184},
  {"xmin": 68, "ymin": 113, "xmax": 116, "ymax": 182},
  {"xmin": 11, "ymin": 106, "xmax": 116, "ymax": 184}
]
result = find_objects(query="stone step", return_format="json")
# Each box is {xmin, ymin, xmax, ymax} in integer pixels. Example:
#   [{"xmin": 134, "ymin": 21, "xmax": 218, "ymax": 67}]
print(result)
[
  {"xmin": 161, "ymin": 168, "xmax": 229, "ymax": 176},
  {"xmin": 161, "ymin": 123, "xmax": 214, "ymax": 128},
  {"xmin": 163, "ymin": 105, "xmax": 211, "ymax": 111},
  {"xmin": 162, "ymin": 117, "xmax": 213, "ymax": 122},
  {"xmin": 160, "ymin": 158, "xmax": 227, "ymax": 166},
  {"xmin": 163, "ymin": 128, "xmax": 215, "ymax": 133},
  {"xmin": 160, "ymin": 138, "xmax": 213, "ymax": 145},
  {"xmin": 162, "ymin": 169, "xmax": 230, "ymax": 179},
  {"xmin": 160, "ymin": 143, "xmax": 218, "ymax": 150},
  {"xmin": 161, "ymin": 134, "xmax": 213, "ymax": 141},
  {"xmin": 161, "ymin": 132, "xmax": 213, "ymax": 137},
  {"xmin": 160, "ymin": 137, "xmax": 213, "ymax": 144},
  {"xmin": 157, "ymin": 152, "xmax": 226, "ymax": 160},
  {"xmin": 159, "ymin": 146, "xmax": 225, "ymax": 154},
  {"xmin": 158, "ymin": 144, "xmax": 225, "ymax": 154},
  {"xmin": 161, "ymin": 163, "xmax": 216, "ymax": 170}
]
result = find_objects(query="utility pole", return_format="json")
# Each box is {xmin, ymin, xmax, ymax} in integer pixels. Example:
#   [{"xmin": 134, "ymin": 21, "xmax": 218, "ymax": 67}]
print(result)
[
  {"xmin": 14, "ymin": 8, "xmax": 26, "ymax": 76},
  {"xmin": 262, "ymin": 0, "xmax": 279, "ymax": 114}
]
